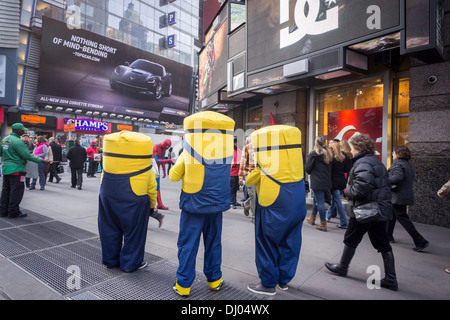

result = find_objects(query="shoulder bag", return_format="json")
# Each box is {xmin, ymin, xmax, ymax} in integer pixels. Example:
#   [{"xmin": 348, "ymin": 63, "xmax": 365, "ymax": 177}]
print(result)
[{"xmin": 353, "ymin": 201, "xmax": 380, "ymax": 223}]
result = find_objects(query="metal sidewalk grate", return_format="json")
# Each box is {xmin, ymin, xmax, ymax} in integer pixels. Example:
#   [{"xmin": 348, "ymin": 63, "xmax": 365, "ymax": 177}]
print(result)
[
  {"xmin": 1, "ymin": 209, "xmax": 264, "ymax": 300},
  {"xmin": 68, "ymin": 260, "xmax": 264, "ymax": 301}
]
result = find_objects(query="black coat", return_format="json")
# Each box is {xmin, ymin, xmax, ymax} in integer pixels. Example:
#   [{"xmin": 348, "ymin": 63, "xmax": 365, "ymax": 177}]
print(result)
[
  {"xmin": 388, "ymin": 159, "xmax": 415, "ymax": 206},
  {"xmin": 305, "ymin": 150, "xmax": 332, "ymax": 190},
  {"xmin": 50, "ymin": 141, "xmax": 62, "ymax": 162},
  {"xmin": 67, "ymin": 144, "xmax": 87, "ymax": 169},
  {"xmin": 330, "ymin": 152, "xmax": 352, "ymax": 190},
  {"xmin": 343, "ymin": 151, "xmax": 393, "ymax": 222}
]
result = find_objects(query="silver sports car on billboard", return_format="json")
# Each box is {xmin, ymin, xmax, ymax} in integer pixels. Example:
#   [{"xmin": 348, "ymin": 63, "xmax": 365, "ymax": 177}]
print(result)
[{"xmin": 110, "ymin": 59, "xmax": 172, "ymax": 100}]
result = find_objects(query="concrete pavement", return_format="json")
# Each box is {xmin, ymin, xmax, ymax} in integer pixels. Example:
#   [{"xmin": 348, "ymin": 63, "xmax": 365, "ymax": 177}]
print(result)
[{"xmin": 1, "ymin": 169, "xmax": 449, "ymax": 300}]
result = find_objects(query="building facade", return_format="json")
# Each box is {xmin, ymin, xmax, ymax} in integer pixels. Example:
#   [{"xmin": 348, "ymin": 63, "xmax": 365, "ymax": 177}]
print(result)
[
  {"xmin": 199, "ymin": 0, "xmax": 450, "ymax": 227},
  {"xmin": 0, "ymin": 0, "xmax": 202, "ymax": 143}
]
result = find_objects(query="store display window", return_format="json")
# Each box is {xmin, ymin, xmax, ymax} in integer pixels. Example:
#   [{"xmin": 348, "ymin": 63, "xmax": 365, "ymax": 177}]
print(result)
[{"xmin": 316, "ymin": 78, "xmax": 384, "ymax": 159}]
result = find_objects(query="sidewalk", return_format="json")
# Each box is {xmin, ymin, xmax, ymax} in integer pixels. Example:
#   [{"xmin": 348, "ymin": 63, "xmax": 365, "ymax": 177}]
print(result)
[{"xmin": 0, "ymin": 171, "xmax": 449, "ymax": 300}]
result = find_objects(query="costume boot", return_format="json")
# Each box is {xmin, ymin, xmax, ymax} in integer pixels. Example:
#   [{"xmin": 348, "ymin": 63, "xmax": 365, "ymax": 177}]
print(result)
[
  {"xmin": 157, "ymin": 190, "xmax": 168, "ymax": 210},
  {"xmin": 380, "ymin": 251, "xmax": 398, "ymax": 291},
  {"xmin": 324, "ymin": 245, "xmax": 356, "ymax": 277},
  {"xmin": 306, "ymin": 214, "xmax": 316, "ymax": 225},
  {"xmin": 316, "ymin": 221, "xmax": 327, "ymax": 231}
]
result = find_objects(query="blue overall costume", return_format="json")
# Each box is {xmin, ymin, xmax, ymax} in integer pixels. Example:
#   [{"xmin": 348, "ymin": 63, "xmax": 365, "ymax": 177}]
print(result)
[
  {"xmin": 169, "ymin": 111, "xmax": 235, "ymax": 296},
  {"xmin": 173, "ymin": 140, "xmax": 231, "ymax": 293},
  {"xmin": 98, "ymin": 131, "xmax": 157, "ymax": 272},
  {"xmin": 246, "ymin": 125, "xmax": 307, "ymax": 291},
  {"xmin": 254, "ymin": 165, "xmax": 306, "ymax": 288}
]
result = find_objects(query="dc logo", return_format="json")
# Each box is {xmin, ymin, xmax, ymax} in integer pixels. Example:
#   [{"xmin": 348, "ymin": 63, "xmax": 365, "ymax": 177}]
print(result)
[{"xmin": 279, "ymin": 0, "xmax": 339, "ymax": 49}]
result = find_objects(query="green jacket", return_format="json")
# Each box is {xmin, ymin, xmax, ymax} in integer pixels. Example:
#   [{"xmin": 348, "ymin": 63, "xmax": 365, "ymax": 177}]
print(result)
[{"xmin": 0, "ymin": 132, "xmax": 43, "ymax": 175}]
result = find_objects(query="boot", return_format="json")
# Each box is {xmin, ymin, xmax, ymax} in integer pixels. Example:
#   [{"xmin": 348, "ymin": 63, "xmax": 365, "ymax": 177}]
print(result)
[
  {"xmin": 316, "ymin": 221, "xmax": 327, "ymax": 231},
  {"xmin": 325, "ymin": 245, "xmax": 356, "ymax": 277},
  {"xmin": 380, "ymin": 251, "xmax": 398, "ymax": 291},
  {"xmin": 157, "ymin": 190, "xmax": 168, "ymax": 210},
  {"xmin": 306, "ymin": 214, "xmax": 316, "ymax": 225}
]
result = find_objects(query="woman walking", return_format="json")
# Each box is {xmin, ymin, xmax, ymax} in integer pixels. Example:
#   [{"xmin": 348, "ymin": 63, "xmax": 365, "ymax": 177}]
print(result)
[
  {"xmin": 305, "ymin": 136, "xmax": 332, "ymax": 231},
  {"xmin": 387, "ymin": 145, "xmax": 429, "ymax": 251},
  {"xmin": 325, "ymin": 134, "xmax": 398, "ymax": 291},
  {"xmin": 325, "ymin": 140, "xmax": 352, "ymax": 228}
]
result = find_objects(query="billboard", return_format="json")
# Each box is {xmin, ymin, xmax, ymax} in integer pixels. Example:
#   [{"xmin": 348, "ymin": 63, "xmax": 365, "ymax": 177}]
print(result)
[
  {"xmin": 37, "ymin": 17, "xmax": 193, "ymax": 125},
  {"xmin": 198, "ymin": 17, "xmax": 228, "ymax": 103},
  {"xmin": 327, "ymin": 107, "xmax": 383, "ymax": 159},
  {"xmin": 247, "ymin": 0, "xmax": 401, "ymax": 72}
]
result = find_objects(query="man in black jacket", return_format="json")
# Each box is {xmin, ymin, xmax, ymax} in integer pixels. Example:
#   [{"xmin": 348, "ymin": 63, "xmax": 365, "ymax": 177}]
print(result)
[
  {"xmin": 48, "ymin": 137, "xmax": 62, "ymax": 183},
  {"xmin": 66, "ymin": 139, "xmax": 87, "ymax": 190}
]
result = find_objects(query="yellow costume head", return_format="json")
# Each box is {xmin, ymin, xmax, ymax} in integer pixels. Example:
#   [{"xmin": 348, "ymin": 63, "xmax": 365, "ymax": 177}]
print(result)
[
  {"xmin": 103, "ymin": 131, "xmax": 153, "ymax": 175},
  {"xmin": 250, "ymin": 125, "xmax": 303, "ymax": 206}
]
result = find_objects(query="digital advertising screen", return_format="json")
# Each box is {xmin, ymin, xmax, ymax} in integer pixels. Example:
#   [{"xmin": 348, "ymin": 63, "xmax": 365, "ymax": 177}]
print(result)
[
  {"xmin": 37, "ymin": 17, "xmax": 193, "ymax": 124},
  {"xmin": 198, "ymin": 17, "xmax": 228, "ymax": 103},
  {"xmin": 247, "ymin": 0, "xmax": 401, "ymax": 72}
]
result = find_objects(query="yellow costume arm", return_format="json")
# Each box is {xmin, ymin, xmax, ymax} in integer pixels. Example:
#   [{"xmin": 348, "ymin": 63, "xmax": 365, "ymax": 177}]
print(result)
[
  {"xmin": 245, "ymin": 166, "xmax": 261, "ymax": 186},
  {"xmin": 148, "ymin": 171, "xmax": 157, "ymax": 208},
  {"xmin": 169, "ymin": 154, "xmax": 185, "ymax": 182}
]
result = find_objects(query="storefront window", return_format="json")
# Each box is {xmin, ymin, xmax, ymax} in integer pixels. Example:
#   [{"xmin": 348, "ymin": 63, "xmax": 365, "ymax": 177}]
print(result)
[
  {"xmin": 316, "ymin": 78, "xmax": 384, "ymax": 157},
  {"xmin": 393, "ymin": 78, "xmax": 410, "ymax": 147}
]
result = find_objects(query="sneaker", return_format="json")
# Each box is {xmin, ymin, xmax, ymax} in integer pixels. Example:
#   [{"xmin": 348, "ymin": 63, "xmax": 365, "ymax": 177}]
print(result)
[
  {"xmin": 247, "ymin": 283, "xmax": 276, "ymax": 296},
  {"xmin": 9, "ymin": 212, "xmax": 28, "ymax": 218},
  {"xmin": 277, "ymin": 284, "xmax": 288, "ymax": 291},
  {"xmin": 445, "ymin": 268, "xmax": 450, "ymax": 274},
  {"xmin": 337, "ymin": 224, "xmax": 347, "ymax": 229},
  {"xmin": 137, "ymin": 260, "xmax": 148, "ymax": 270},
  {"xmin": 56, "ymin": 177, "xmax": 61, "ymax": 183},
  {"xmin": 413, "ymin": 241, "xmax": 429, "ymax": 252},
  {"xmin": 209, "ymin": 278, "xmax": 224, "ymax": 291},
  {"xmin": 173, "ymin": 282, "xmax": 190, "ymax": 297}
]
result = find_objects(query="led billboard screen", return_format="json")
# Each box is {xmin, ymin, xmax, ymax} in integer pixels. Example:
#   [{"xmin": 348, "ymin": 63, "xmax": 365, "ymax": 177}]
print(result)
[
  {"xmin": 37, "ymin": 17, "xmax": 193, "ymax": 124},
  {"xmin": 247, "ymin": 0, "xmax": 401, "ymax": 72},
  {"xmin": 198, "ymin": 17, "xmax": 228, "ymax": 102}
]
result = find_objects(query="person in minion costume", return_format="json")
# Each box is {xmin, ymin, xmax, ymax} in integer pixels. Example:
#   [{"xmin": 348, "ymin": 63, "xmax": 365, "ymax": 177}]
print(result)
[
  {"xmin": 169, "ymin": 111, "xmax": 235, "ymax": 296},
  {"xmin": 98, "ymin": 131, "xmax": 157, "ymax": 272},
  {"xmin": 246, "ymin": 125, "xmax": 307, "ymax": 296}
]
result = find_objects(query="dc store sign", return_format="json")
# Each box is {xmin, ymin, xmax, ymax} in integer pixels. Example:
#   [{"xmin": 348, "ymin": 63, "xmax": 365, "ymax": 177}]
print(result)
[{"xmin": 65, "ymin": 118, "xmax": 108, "ymax": 132}]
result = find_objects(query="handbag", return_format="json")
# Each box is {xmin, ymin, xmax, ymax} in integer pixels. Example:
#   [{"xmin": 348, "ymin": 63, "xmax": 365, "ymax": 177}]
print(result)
[
  {"xmin": 57, "ymin": 164, "xmax": 64, "ymax": 174},
  {"xmin": 353, "ymin": 201, "xmax": 380, "ymax": 223}
]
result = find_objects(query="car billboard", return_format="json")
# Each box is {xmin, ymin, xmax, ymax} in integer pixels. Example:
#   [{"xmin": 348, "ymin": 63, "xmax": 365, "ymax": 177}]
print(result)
[{"xmin": 37, "ymin": 17, "xmax": 193, "ymax": 124}]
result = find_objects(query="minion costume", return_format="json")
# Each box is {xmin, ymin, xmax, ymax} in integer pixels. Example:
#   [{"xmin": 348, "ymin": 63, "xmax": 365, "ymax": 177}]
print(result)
[
  {"xmin": 98, "ymin": 131, "xmax": 157, "ymax": 272},
  {"xmin": 169, "ymin": 111, "xmax": 235, "ymax": 296},
  {"xmin": 246, "ymin": 125, "xmax": 306, "ymax": 294}
]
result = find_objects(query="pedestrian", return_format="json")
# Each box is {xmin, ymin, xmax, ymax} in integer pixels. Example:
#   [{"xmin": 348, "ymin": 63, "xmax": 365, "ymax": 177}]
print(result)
[
  {"xmin": 325, "ymin": 139, "xmax": 352, "ymax": 228},
  {"xmin": 325, "ymin": 134, "xmax": 398, "ymax": 291},
  {"xmin": 340, "ymin": 139, "xmax": 352, "ymax": 159},
  {"xmin": 86, "ymin": 141, "xmax": 99, "ymax": 178},
  {"xmin": 436, "ymin": 179, "xmax": 450, "ymax": 274},
  {"xmin": 0, "ymin": 123, "xmax": 49, "ymax": 218},
  {"xmin": 34, "ymin": 136, "xmax": 48, "ymax": 191},
  {"xmin": 239, "ymin": 137, "xmax": 256, "ymax": 221},
  {"xmin": 166, "ymin": 147, "xmax": 175, "ymax": 173},
  {"xmin": 43, "ymin": 138, "xmax": 53, "ymax": 182},
  {"xmin": 387, "ymin": 145, "xmax": 429, "ymax": 251},
  {"xmin": 305, "ymin": 135, "xmax": 333, "ymax": 231},
  {"xmin": 98, "ymin": 131, "xmax": 157, "ymax": 272},
  {"xmin": 66, "ymin": 139, "xmax": 87, "ymax": 190},
  {"xmin": 22, "ymin": 134, "xmax": 35, "ymax": 189},
  {"xmin": 169, "ymin": 111, "xmax": 234, "ymax": 297},
  {"xmin": 153, "ymin": 139, "xmax": 172, "ymax": 209},
  {"xmin": 230, "ymin": 136, "xmax": 242, "ymax": 209},
  {"xmin": 48, "ymin": 137, "xmax": 62, "ymax": 183},
  {"xmin": 150, "ymin": 157, "xmax": 164, "ymax": 228},
  {"xmin": 246, "ymin": 125, "xmax": 307, "ymax": 296}
]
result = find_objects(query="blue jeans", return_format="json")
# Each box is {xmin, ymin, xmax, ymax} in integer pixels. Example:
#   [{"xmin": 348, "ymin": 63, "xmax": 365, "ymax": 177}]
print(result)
[
  {"xmin": 38, "ymin": 163, "xmax": 46, "ymax": 188},
  {"xmin": 312, "ymin": 189, "xmax": 326, "ymax": 222},
  {"xmin": 325, "ymin": 189, "xmax": 348, "ymax": 227}
]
